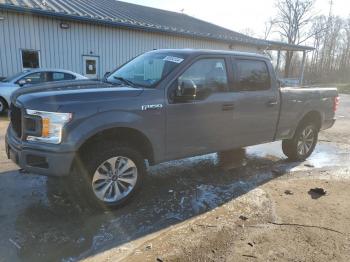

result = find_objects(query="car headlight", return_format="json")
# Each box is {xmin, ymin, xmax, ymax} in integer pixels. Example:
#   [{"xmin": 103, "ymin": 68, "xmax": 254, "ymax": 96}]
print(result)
[{"xmin": 26, "ymin": 109, "xmax": 72, "ymax": 144}]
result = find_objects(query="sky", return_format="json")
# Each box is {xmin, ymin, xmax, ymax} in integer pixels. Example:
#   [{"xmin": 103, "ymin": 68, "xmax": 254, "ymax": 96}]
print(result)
[{"xmin": 121, "ymin": 0, "xmax": 349, "ymax": 39}]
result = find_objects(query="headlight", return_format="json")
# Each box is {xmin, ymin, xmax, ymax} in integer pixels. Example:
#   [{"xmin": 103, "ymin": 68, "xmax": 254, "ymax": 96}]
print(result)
[{"xmin": 26, "ymin": 109, "xmax": 72, "ymax": 144}]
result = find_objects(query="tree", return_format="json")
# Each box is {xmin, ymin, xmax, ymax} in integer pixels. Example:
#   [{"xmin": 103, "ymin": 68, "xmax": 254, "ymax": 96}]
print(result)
[
  {"xmin": 309, "ymin": 16, "xmax": 327, "ymax": 73},
  {"xmin": 263, "ymin": 19, "xmax": 277, "ymax": 40},
  {"xmin": 305, "ymin": 15, "xmax": 350, "ymax": 83},
  {"xmin": 273, "ymin": 0, "xmax": 315, "ymax": 77},
  {"xmin": 241, "ymin": 28, "xmax": 256, "ymax": 37}
]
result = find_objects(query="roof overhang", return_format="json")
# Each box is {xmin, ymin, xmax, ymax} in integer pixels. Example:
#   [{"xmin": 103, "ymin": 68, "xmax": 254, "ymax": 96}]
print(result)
[
  {"xmin": 265, "ymin": 40, "xmax": 314, "ymax": 51},
  {"xmin": 0, "ymin": 4, "xmax": 314, "ymax": 52},
  {"xmin": 0, "ymin": 4, "xmax": 265, "ymax": 46}
]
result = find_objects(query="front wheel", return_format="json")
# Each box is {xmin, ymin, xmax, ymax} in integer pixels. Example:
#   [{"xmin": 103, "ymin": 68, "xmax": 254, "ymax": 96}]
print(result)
[
  {"xmin": 66, "ymin": 143, "xmax": 146, "ymax": 210},
  {"xmin": 282, "ymin": 122, "xmax": 318, "ymax": 161}
]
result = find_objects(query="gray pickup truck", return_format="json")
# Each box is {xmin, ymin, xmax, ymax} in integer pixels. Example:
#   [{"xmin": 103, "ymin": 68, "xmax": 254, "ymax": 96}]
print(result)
[{"xmin": 5, "ymin": 49, "xmax": 338, "ymax": 208}]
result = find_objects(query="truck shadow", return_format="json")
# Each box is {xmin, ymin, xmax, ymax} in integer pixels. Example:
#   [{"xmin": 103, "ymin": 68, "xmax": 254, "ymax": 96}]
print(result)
[{"xmin": 1, "ymin": 147, "xmax": 307, "ymax": 262}]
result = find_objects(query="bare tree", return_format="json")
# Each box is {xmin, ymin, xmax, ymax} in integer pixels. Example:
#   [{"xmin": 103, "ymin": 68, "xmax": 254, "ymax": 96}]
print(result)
[
  {"xmin": 309, "ymin": 15, "xmax": 327, "ymax": 72},
  {"xmin": 263, "ymin": 19, "xmax": 277, "ymax": 40},
  {"xmin": 273, "ymin": 0, "xmax": 316, "ymax": 77},
  {"xmin": 305, "ymin": 15, "xmax": 350, "ymax": 83},
  {"xmin": 240, "ymin": 28, "xmax": 256, "ymax": 37},
  {"xmin": 343, "ymin": 18, "xmax": 350, "ymax": 69}
]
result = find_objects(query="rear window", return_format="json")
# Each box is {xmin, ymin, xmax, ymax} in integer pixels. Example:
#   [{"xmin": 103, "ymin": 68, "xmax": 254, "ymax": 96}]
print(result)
[
  {"xmin": 52, "ymin": 72, "xmax": 76, "ymax": 81},
  {"xmin": 235, "ymin": 60, "xmax": 271, "ymax": 91}
]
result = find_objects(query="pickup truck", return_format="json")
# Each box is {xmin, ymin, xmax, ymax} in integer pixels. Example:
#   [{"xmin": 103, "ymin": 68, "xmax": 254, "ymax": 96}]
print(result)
[{"xmin": 5, "ymin": 49, "xmax": 338, "ymax": 209}]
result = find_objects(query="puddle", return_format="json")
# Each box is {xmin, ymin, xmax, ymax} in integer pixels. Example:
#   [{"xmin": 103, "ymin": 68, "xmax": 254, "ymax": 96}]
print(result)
[
  {"xmin": 246, "ymin": 141, "xmax": 350, "ymax": 169},
  {"xmin": 190, "ymin": 172, "xmax": 273, "ymax": 214}
]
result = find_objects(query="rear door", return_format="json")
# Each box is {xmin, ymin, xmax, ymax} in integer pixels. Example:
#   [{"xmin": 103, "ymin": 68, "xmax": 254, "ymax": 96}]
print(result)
[
  {"xmin": 165, "ymin": 55, "xmax": 237, "ymax": 159},
  {"xmin": 229, "ymin": 57, "xmax": 280, "ymax": 146}
]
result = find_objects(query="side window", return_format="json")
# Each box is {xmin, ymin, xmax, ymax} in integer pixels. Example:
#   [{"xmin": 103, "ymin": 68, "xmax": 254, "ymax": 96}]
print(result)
[
  {"xmin": 236, "ymin": 60, "xmax": 271, "ymax": 91},
  {"xmin": 179, "ymin": 58, "xmax": 228, "ymax": 95},
  {"xmin": 52, "ymin": 72, "xmax": 64, "ymax": 81},
  {"xmin": 21, "ymin": 72, "xmax": 45, "ymax": 85},
  {"xmin": 64, "ymin": 73, "xmax": 76, "ymax": 80},
  {"xmin": 51, "ymin": 72, "xmax": 76, "ymax": 81},
  {"xmin": 21, "ymin": 50, "xmax": 40, "ymax": 69}
]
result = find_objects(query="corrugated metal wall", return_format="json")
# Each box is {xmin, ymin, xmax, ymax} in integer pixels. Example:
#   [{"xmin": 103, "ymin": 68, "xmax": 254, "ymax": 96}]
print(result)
[{"xmin": 0, "ymin": 10, "xmax": 259, "ymax": 78}]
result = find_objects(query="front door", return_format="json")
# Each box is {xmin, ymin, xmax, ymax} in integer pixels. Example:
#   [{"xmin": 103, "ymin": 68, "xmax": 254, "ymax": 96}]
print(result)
[
  {"xmin": 83, "ymin": 55, "xmax": 99, "ymax": 79},
  {"xmin": 165, "ymin": 57, "xmax": 236, "ymax": 159}
]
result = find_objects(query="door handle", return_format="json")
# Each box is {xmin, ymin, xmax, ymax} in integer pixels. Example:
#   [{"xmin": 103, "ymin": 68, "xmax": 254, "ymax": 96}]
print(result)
[
  {"xmin": 266, "ymin": 100, "xmax": 278, "ymax": 107},
  {"xmin": 222, "ymin": 103, "xmax": 235, "ymax": 111}
]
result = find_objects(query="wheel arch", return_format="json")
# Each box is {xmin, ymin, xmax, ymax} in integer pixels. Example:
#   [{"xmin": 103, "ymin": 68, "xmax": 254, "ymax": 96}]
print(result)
[
  {"xmin": 283, "ymin": 110, "xmax": 321, "ymax": 161},
  {"xmin": 76, "ymin": 126, "xmax": 155, "ymax": 165},
  {"xmin": 298, "ymin": 110, "xmax": 322, "ymax": 131}
]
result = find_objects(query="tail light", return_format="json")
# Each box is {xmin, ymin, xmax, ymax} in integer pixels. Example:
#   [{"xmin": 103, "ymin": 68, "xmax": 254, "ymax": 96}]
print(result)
[{"xmin": 333, "ymin": 96, "xmax": 339, "ymax": 112}]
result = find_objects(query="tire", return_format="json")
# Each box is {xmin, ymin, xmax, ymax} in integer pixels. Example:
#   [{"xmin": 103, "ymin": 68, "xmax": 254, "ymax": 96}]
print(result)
[
  {"xmin": 282, "ymin": 122, "xmax": 319, "ymax": 161},
  {"xmin": 63, "ymin": 142, "xmax": 146, "ymax": 210},
  {"xmin": 0, "ymin": 98, "xmax": 8, "ymax": 115}
]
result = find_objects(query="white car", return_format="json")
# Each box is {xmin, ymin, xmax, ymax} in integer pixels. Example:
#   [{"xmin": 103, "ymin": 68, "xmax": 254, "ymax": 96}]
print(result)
[{"xmin": 0, "ymin": 69, "xmax": 87, "ymax": 114}]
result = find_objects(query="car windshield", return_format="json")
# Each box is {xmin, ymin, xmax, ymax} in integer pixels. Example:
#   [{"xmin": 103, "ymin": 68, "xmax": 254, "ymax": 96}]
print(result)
[{"xmin": 107, "ymin": 52, "xmax": 187, "ymax": 87}]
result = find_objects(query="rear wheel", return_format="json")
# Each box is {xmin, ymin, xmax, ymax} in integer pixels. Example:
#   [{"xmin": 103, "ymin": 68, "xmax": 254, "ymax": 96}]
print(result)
[
  {"xmin": 64, "ymin": 142, "xmax": 146, "ymax": 210},
  {"xmin": 282, "ymin": 122, "xmax": 318, "ymax": 161},
  {"xmin": 0, "ymin": 98, "xmax": 8, "ymax": 115}
]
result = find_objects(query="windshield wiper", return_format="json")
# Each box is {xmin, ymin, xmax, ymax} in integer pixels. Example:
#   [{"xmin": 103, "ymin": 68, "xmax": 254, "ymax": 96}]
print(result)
[{"xmin": 113, "ymin": 76, "xmax": 136, "ymax": 87}]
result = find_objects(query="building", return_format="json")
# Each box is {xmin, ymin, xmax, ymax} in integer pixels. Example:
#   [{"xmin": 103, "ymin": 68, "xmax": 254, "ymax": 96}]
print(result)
[{"xmin": 0, "ymin": 0, "xmax": 313, "ymax": 80}]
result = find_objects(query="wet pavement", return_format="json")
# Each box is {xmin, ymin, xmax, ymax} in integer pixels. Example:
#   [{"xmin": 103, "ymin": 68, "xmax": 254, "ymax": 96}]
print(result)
[{"xmin": 0, "ymin": 140, "xmax": 349, "ymax": 262}]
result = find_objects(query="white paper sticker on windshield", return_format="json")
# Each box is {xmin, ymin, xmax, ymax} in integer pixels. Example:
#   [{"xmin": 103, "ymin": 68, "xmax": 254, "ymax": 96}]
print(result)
[{"xmin": 163, "ymin": 56, "xmax": 184, "ymax": 63}]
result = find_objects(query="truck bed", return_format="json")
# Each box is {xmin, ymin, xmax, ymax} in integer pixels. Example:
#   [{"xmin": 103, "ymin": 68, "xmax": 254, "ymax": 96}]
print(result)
[{"xmin": 276, "ymin": 87, "xmax": 338, "ymax": 140}]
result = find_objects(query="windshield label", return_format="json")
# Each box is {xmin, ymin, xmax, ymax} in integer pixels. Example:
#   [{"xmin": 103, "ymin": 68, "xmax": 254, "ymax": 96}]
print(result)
[{"xmin": 163, "ymin": 56, "xmax": 184, "ymax": 63}]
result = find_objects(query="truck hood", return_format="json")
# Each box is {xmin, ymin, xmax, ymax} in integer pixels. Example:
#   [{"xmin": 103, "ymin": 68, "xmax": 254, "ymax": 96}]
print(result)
[{"xmin": 13, "ymin": 80, "xmax": 144, "ymax": 111}]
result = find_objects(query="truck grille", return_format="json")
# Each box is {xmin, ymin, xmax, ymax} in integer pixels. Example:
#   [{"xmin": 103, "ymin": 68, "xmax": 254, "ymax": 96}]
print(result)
[{"xmin": 10, "ymin": 104, "xmax": 22, "ymax": 138}]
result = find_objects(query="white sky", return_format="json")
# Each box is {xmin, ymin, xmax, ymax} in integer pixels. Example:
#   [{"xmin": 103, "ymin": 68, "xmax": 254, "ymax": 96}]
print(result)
[{"xmin": 121, "ymin": 0, "xmax": 350, "ymax": 39}]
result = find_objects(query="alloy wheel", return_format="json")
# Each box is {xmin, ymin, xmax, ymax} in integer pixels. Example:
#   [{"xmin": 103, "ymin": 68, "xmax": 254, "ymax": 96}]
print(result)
[
  {"xmin": 92, "ymin": 156, "xmax": 138, "ymax": 203},
  {"xmin": 297, "ymin": 126, "xmax": 315, "ymax": 156}
]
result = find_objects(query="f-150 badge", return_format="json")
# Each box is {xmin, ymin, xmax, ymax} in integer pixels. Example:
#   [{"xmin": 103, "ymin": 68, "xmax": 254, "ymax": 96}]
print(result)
[{"xmin": 141, "ymin": 104, "xmax": 163, "ymax": 111}]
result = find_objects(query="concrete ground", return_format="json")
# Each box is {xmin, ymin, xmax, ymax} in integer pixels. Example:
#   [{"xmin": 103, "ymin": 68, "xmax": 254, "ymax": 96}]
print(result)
[{"xmin": 0, "ymin": 95, "xmax": 349, "ymax": 262}]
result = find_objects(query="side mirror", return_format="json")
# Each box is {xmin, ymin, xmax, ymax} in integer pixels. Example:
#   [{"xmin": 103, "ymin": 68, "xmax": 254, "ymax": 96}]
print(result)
[
  {"xmin": 17, "ymin": 79, "xmax": 27, "ymax": 87},
  {"xmin": 175, "ymin": 79, "xmax": 197, "ymax": 102},
  {"xmin": 103, "ymin": 72, "xmax": 111, "ymax": 81}
]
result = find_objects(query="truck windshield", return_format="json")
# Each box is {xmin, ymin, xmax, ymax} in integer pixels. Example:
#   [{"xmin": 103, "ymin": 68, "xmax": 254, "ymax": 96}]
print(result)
[{"xmin": 107, "ymin": 52, "xmax": 187, "ymax": 87}]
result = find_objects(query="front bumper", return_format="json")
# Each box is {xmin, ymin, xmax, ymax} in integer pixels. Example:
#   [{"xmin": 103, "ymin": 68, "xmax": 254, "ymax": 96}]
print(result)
[{"xmin": 5, "ymin": 127, "xmax": 75, "ymax": 177}]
